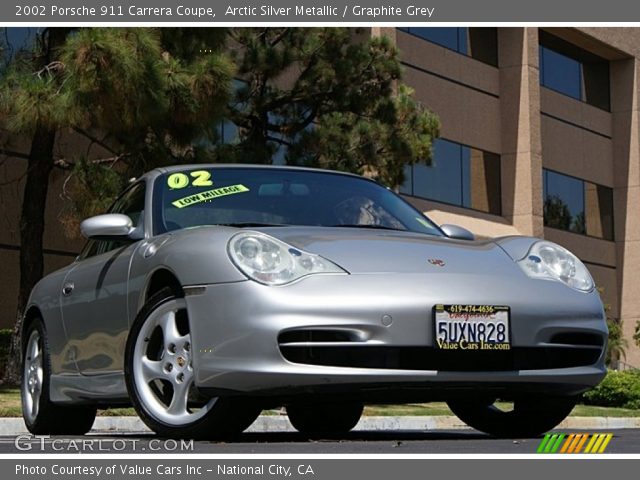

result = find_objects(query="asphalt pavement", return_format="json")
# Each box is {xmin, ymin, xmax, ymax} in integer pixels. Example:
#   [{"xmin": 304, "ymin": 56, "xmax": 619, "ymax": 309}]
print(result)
[
  {"xmin": 1, "ymin": 415, "xmax": 640, "ymax": 454},
  {"xmin": 2, "ymin": 429, "xmax": 640, "ymax": 454}
]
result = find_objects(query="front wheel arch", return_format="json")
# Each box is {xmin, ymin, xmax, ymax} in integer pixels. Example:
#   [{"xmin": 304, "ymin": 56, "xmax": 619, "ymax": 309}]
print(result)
[
  {"xmin": 144, "ymin": 268, "xmax": 183, "ymax": 305},
  {"xmin": 125, "ymin": 287, "xmax": 260, "ymax": 439}
]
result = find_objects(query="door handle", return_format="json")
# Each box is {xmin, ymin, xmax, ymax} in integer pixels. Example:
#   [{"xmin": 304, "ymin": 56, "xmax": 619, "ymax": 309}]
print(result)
[{"xmin": 62, "ymin": 282, "xmax": 75, "ymax": 297}]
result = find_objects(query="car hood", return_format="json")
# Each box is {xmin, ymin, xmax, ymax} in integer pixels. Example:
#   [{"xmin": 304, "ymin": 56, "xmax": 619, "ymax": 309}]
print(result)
[{"xmin": 254, "ymin": 226, "xmax": 519, "ymax": 275}]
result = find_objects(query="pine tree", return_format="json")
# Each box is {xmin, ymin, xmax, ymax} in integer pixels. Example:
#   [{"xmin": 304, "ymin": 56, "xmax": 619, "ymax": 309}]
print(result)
[
  {"xmin": 0, "ymin": 27, "xmax": 233, "ymax": 383},
  {"xmin": 219, "ymin": 27, "xmax": 439, "ymax": 186}
]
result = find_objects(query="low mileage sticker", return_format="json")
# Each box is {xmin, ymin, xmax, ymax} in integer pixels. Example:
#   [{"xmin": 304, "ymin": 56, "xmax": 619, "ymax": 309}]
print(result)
[{"xmin": 171, "ymin": 184, "xmax": 250, "ymax": 208}]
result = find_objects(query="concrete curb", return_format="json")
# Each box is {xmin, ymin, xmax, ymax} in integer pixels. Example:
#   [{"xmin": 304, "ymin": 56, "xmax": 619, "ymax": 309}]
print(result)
[{"xmin": 2, "ymin": 415, "xmax": 640, "ymax": 436}]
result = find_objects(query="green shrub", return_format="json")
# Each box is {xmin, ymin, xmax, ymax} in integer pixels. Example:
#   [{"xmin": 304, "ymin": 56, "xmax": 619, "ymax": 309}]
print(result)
[{"xmin": 582, "ymin": 370, "xmax": 640, "ymax": 409}]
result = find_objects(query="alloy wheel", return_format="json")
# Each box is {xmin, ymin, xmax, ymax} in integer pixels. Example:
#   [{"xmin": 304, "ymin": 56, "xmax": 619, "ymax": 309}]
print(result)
[{"xmin": 132, "ymin": 298, "xmax": 216, "ymax": 425}]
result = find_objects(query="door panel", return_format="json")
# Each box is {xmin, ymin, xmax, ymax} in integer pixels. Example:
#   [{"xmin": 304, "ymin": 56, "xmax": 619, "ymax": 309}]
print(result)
[{"xmin": 60, "ymin": 242, "xmax": 141, "ymax": 375}]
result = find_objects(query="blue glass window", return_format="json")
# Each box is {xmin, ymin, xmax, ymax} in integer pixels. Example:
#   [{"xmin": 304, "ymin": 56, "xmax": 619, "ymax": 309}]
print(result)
[
  {"xmin": 539, "ymin": 31, "xmax": 610, "ymax": 111},
  {"xmin": 403, "ymin": 28, "xmax": 466, "ymax": 54},
  {"xmin": 401, "ymin": 138, "xmax": 501, "ymax": 215},
  {"xmin": 398, "ymin": 27, "xmax": 498, "ymax": 66},
  {"xmin": 543, "ymin": 169, "xmax": 614, "ymax": 240},
  {"xmin": 540, "ymin": 46, "xmax": 582, "ymax": 101}
]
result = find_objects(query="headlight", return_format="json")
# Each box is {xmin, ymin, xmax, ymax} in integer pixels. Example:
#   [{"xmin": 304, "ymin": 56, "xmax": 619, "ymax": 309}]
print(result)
[
  {"xmin": 228, "ymin": 232, "xmax": 346, "ymax": 285},
  {"xmin": 517, "ymin": 241, "xmax": 594, "ymax": 292}
]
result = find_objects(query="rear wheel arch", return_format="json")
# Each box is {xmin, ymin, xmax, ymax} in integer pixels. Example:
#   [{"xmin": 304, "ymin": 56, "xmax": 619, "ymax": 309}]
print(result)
[
  {"xmin": 21, "ymin": 310, "xmax": 97, "ymax": 434},
  {"xmin": 22, "ymin": 306, "xmax": 44, "ymax": 347}
]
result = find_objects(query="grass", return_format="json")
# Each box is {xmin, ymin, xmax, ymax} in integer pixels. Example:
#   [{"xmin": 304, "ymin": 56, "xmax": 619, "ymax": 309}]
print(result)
[
  {"xmin": 2, "ymin": 387, "xmax": 639, "ymax": 418},
  {"xmin": 363, "ymin": 402, "xmax": 640, "ymax": 418},
  {"xmin": 0, "ymin": 387, "xmax": 138, "ymax": 417}
]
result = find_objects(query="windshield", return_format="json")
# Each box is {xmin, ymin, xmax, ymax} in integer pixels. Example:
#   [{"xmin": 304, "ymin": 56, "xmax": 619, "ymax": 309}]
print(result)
[{"xmin": 152, "ymin": 167, "xmax": 443, "ymax": 236}]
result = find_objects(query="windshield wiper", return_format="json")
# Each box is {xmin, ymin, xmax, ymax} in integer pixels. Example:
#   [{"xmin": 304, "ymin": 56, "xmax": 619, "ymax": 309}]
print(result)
[{"xmin": 329, "ymin": 224, "xmax": 406, "ymax": 232}]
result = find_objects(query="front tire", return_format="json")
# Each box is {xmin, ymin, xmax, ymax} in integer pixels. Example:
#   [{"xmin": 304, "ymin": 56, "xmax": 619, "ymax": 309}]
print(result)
[
  {"xmin": 21, "ymin": 319, "xmax": 96, "ymax": 435},
  {"xmin": 287, "ymin": 401, "xmax": 363, "ymax": 436},
  {"xmin": 447, "ymin": 395, "xmax": 578, "ymax": 438},
  {"xmin": 125, "ymin": 288, "xmax": 260, "ymax": 439}
]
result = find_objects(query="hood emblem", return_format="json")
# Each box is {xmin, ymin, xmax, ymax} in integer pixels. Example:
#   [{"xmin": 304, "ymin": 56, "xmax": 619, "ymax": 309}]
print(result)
[{"xmin": 428, "ymin": 258, "xmax": 446, "ymax": 267}]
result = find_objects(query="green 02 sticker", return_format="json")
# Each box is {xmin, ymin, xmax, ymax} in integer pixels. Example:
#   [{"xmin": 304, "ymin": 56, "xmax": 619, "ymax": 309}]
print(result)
[{"xmin": 167, "ymin": 170, "xmax": 213, "ymax": 189}]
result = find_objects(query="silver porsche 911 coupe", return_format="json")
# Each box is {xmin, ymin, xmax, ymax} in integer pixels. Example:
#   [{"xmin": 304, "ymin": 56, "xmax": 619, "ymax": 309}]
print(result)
[{"xmin": 21, "ymin": 165, "xmax": 607, "ymax": 439}]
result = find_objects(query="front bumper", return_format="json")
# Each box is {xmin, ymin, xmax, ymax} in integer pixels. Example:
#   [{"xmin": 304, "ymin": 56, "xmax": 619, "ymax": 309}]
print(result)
[{"xmin": 185, "ymin": 272, "xmax": 607, "ymax": 399}]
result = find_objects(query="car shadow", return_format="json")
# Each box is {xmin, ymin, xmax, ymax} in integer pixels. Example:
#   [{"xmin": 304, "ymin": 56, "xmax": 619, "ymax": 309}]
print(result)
[
  {"xmin": 232, "ymin": 430, "xmax": 493, "ymax": 443},
  {"xmin": 90, "ymin": 429, "xmax": 496, "ymax": 443}
]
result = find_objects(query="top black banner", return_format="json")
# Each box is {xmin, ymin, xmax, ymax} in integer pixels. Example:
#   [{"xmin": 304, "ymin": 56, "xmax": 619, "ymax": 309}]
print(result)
[{"xmin": 5, "ymin": 0, "xmax": 640, "ymax": 22}]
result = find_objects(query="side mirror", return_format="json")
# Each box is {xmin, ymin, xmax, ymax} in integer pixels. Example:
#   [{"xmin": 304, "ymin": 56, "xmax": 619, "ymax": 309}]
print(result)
[
  {"xmin": 441, "ymin": 224, "xmax": 475, "ymax": 241},
  {"xmin": 80, "ymin": 214, "xmax": 137, "ymax": 240}
]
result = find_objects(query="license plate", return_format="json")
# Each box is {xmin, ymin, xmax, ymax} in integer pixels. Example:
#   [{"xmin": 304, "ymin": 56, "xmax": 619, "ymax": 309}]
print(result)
[{"xmin": 434, "ymin": 304, "xmax": 510, "ymax": 351}]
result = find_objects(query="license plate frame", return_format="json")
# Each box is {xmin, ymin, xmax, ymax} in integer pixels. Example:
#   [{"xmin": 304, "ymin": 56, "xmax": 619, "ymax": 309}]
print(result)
[{"xmin": 433, "ymin": 304, "xmax": 511, "ymax": 351}]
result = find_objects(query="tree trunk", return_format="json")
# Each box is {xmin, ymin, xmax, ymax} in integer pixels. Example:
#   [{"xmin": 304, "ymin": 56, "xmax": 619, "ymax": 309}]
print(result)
[
  {"xmin": 2, "ymin": 28, "xmax": 67, "ymax": 385},
  {"xmin": 2, "ymin": 124, "xmax": 57, "ymax": 385}
]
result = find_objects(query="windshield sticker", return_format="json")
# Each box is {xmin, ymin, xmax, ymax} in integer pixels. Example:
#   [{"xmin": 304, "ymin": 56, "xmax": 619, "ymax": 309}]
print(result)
[
  {"xmin": 167, "ymin": 170, "xmax": 213, "ymax": 189},
  {"xmin": 171, "ymin": 184, "xmax": 250, "ymax": 209}
]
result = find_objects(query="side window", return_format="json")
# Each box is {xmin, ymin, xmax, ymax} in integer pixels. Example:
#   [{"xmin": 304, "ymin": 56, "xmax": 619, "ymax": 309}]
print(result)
[
  {"xmin": 111, "ymin": 182, "xmax": 145, "ymax": 219},
  {"xmin": 77, "ymin": 239, "xmax": 100, "ymax": 261},
  {"xmin": 79, "ymin": 182, "xmax": 147, "ymax": 259}
]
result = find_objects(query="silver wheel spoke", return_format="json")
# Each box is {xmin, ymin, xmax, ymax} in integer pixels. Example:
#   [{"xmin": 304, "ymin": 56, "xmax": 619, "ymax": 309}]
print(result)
[
  {"xmin": 159, "ymin": 311, "xmax": 182, "ymax": 347},
  {"xmin": 33, "ymin": 382, "xmax": 41, "ymax": 395},
  {"xmin": 141, "ymin": 357, "xmax": 167, "ymax": 382},
  {"xmin": 28, "ymin": 338, "xmax": 39, "ymax": 361},
  {"xmin": 167, "ymin": 378, "xmax": 191, "ymax": 416}
]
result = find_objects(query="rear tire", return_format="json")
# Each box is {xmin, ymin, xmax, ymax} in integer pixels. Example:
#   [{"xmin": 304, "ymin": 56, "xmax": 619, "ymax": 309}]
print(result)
[
  {"xmin": 287, "ymin": 401, "xmax": 363, "ymax": 436},
  {"xmin": 21, "ymin": 318, "xmax": 97, "ymax": 435},
  {"xmin": 447, "ymin": 395, "xmax": 578, "ymax": 438},
  {"xmin": 125, "ymin": 287, "xmax": 260, "ymax": 439}
]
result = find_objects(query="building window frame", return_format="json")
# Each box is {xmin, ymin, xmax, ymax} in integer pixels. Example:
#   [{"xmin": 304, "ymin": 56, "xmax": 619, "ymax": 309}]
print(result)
[
  {"xmin": 401, "ymin": 138, "xmax": 502, "ymax": 217},
  {"xmin": 542, "ymin": 168, "xmax": 615, "ymax": 241},
  {"xmin": 538, "ymin": 31, "xmax": 611, "ymax": 111},
  {"xmin": 397, "ymin": 27, "xmax": 499, "ymax": 67}
]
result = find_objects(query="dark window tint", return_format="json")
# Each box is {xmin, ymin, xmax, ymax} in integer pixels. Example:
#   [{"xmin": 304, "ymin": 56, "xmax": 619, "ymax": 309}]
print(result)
[
  {"xmin": 398, "ymin": 27, "xmax": 498, "ymax": 66},
  {"xmin": 543, "ymin": 169, "xmax": 614, "ymax": 240},
  {"xmin": 101, "ymin": 182, "xmax": 146, "ymax": 254},
  {"xmin": 540, "ymin": 47, "xmax": 582, "ymax": 100},
  {"xmin": 77, "ymin": 182, "xmax": 146, "ymax": 260},
  {"xmin": 400, "ymin": 139, "xmax": 501, "ymax": 215},
  {"xmin": 539, "ymin": 31, "xmax": 610, "ymax": 111},
  {"xmin": 153, "ymin": 168, "xmax": 443, "ymax": 237},
  {"xmin": 110, "ymin": 182, "xmax": 146, "ymax": 225}
]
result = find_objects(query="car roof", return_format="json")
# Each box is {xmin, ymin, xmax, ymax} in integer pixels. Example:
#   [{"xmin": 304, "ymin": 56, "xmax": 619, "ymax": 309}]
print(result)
[{"xmin": 140, "ymin": 164, "xmax": 364, "ymax": 182}]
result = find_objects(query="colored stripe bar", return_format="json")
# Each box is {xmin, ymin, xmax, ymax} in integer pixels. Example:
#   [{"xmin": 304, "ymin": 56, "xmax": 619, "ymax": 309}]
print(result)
[
  {"xmin": 575, "ymin": 434, "xmax": 589, "ymax": 453},
  {"xmin": 537, "ymin": 432, "xmax": 613, "ymax": 454},
  {"xmin": 584, "ymin": 434, "xmax": 600, "ymax": 453},
  {"xmin": 567, "ymin": 434, "xmax": 582, "ymax": 453},
  {"xmin": 544, "ymin": 434, "xmax": 559, "ymax": 453},
  {"xmin": 590, "ymin": 434, "xmax": 607, "ymax": 453},
  {"xmin": 550, "ymin": 434, "xmax": 566, "ymax": 453},
  {"xmin": 537, "ymin": 434, "xmax": 552, "ymax": 453},
  {"xmin": 560, "ymin": 434, "xmax": 575, "ymax": 453},
  {"xmin": 598, "ymin": 434, "xmax": 613, "ymax": 453}
]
